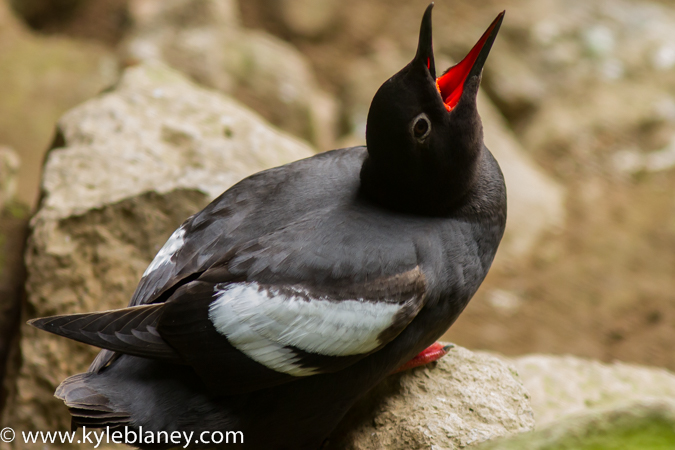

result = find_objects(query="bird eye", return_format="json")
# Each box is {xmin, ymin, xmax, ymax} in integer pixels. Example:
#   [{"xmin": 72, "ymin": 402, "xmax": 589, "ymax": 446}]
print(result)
[{"xmin": 411, "ymin": 114, "xmax": 431, "ymax": 141}]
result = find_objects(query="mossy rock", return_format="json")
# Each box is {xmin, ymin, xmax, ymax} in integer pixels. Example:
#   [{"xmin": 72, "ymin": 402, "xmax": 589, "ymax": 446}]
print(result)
[{"xmin": 475, "ymin": 400, "xmax": 675, "ymax": 450}]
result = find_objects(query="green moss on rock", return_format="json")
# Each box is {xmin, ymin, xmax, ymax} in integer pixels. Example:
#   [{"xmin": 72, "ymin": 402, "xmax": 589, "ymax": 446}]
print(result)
[{"xmin": 475, "ymin": 400, "xmax": 675, "ymax": 450}]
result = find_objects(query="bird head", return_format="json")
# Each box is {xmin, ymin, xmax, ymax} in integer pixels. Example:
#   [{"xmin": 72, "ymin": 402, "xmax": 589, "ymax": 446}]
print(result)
[{"xmin": 361, "ymin": 3, "xmax": 504, "ymax": 215}]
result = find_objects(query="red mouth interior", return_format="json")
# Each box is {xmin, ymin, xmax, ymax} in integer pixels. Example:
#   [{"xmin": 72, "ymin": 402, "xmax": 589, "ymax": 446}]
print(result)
[{"xmin": 435, "ymin": 20, "xmax": 499, "ymax": 111}]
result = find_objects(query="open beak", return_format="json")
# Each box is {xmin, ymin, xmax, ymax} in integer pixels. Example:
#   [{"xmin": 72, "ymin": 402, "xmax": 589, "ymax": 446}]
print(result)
[{"xmin": 436, "ymin": 11, "xmax": 505, "ymax": 111}]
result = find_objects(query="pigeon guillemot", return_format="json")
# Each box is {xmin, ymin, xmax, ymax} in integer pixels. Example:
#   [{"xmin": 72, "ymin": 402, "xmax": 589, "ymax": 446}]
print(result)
[{"xmin": 29, "ymin": 4, "xmax": 506, "ymax": 449}]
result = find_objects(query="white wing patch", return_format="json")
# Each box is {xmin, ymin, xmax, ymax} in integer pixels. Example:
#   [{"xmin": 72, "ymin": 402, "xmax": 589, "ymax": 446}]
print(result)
[
  {"xmin": 208, "ymin": 282, "xmax": 405, "ymax": 376},
  {"xmin": 143, "ymin": 226, "xmax": 186, "ymax": 277}
]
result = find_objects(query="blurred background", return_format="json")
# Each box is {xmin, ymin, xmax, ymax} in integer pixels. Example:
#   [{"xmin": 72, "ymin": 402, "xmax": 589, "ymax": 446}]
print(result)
[{"xmin": 0, "ymin": 0, "xmax": 674, "ymax": 428}]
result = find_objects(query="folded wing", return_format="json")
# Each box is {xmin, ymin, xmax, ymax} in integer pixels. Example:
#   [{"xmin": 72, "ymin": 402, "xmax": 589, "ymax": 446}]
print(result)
[{"xmin": 30, "ymin": 267, "xmax": 426, "ymax": 395}]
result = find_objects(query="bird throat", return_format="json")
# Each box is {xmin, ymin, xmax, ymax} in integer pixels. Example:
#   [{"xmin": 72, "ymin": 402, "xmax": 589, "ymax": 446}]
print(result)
[{"xmin": 359, "ymin": 149, "xmax": 480, "ymax": 217}]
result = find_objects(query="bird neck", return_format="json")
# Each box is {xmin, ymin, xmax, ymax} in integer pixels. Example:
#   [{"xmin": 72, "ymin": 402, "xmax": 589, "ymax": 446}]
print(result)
[{"xmin": 359, "ymin": 144, "xmax": 481, "ymax": 216}]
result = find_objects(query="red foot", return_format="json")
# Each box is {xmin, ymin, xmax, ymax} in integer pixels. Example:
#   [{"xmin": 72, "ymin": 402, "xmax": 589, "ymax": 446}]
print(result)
[{"xmin": 391, "ymin": 342, "xmax": 454, "ymax": 374}]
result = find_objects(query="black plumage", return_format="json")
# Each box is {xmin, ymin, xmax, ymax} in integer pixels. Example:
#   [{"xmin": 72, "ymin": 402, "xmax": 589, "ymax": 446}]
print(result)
[{"xmin": 29, "ymin": 4, "xmax": 507, "ymax": 449}]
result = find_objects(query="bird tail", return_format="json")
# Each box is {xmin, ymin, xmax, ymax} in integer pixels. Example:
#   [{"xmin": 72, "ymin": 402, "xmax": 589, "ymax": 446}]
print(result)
[
  {"xmin": 28, "ymin": 304, "xmax": 182, "ymax": 363},
  {"xmin": 56, "ymin": 373, "xmax": 130, "ymax": 430}
]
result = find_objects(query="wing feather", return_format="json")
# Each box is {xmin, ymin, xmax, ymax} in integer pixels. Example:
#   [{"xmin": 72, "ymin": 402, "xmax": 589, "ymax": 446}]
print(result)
[
  {"xmin": 28, "ymin": 305, "xmax": 181, "ymax": 363},
  {"xmin": 157, "ymin": 267, "xmax": 426, "ymax": 394}
]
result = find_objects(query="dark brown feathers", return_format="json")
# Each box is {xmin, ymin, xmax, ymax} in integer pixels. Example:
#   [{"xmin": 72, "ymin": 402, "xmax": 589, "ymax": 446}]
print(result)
[
  {"xmin": 28, "ymin": 304, "xmax": 182, "ymax": 363},
  {"xmin": 56, "ymin": 373, "xmax": 131, "ymax": 429}
]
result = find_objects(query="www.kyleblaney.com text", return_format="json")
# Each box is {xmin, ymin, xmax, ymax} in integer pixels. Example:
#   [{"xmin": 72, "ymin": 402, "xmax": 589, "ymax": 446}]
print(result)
[{"xmin": 12, "ymin": 427, "xmax": 243, "ymax": 448}]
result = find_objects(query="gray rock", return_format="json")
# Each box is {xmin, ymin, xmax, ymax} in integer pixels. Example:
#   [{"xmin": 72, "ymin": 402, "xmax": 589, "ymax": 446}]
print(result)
[
  {"xmin": 123, "ymin": 0, "xmax": 338, "ymax": 152},
  {"xmin": 510, "ymin": 354, "xmax": 675, "ymax": 426},
  {"xmin": 37, "ymin": 61, "xmax": 313, "ymax": 220},
  {"xmin": 329, "ymin": 346, "xmax": 535, "ymax": 450},
  {"xmin": 3, "ymin": 61, "xmax": 313, "ymax": 448}
]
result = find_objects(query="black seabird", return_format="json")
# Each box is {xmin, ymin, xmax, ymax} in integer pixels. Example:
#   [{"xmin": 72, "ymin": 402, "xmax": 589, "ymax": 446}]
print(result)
[{"xmin": 29, "ymin": 4, "xmax": 506, "ymax": 449}]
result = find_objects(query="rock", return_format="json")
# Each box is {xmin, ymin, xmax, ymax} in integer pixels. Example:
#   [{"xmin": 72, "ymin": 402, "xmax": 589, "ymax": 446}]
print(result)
[
  {"xmin": 328, "ymin": 345, "xmax": 535, "ymax": 450},
  {"xmin": 0, "ymin": 147, "xmax": 20, "ymax": 212},
  {"xmin": 277, "ymin": 0, "xmax": 340, "ymax": 38},
  {"xmin": 9, "ymin": 0, "xmax": 130, "ymax": 45},
  {"xmin": 612, "ymin": 142, "xmax": 675, "ymax": 174},
  {"xmin": 127, "ymin": 0, "xmax": 240, "ymax": 31},
  {"xmin": 223, "ymin": 31, "xmax": 338, "ymax": 152},
  {"xmin": 484, "ymin": 0, "xmax": 675, "ymax": 177},
  {"xmin": 485, "ymin": 289, "xmax": 523, "ymax": 316},
  {"xmin": 481, "ymin": 40, "xmax": 547, "ymax": 125},
  {"xmin": 510, "ymin": 354, "xmax": 675, "ymax": 426},
  {"xmin": 3, "ymin": 61, "xmax": 313, "ymax": 447},
  {"xmin": 342, "ymin": 49, "xmax": 565, "ymax": 261},
  {"xmin": 123, "ymin": 0, "xmax": 338, "ymax": 151},
  {"xmin": 474, "ymin": 400, "xmax": 675, "ymax": 449},
  {"xmin": 0, "ymin": 0, "xmax": 118, "ymax": 206},
  {"xmin": 477, "ymin": 92, "xmax": 565, "ymax": 262}
]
